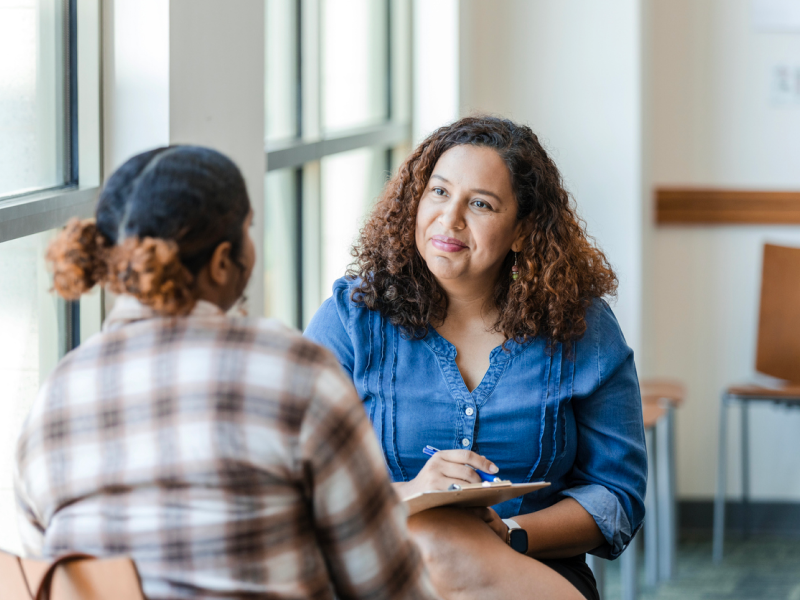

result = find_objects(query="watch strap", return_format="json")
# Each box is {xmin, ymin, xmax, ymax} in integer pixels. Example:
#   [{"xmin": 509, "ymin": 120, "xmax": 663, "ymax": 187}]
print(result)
[{"xmin": 502, "ymin": 518, "xmax": 528, "ymax": 554}]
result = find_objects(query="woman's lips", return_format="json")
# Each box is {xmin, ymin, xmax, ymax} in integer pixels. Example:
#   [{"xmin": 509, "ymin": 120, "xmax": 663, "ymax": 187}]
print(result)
[{"xmin": 431, "ymin": 235, "xmax": 468, "ymax": 253}]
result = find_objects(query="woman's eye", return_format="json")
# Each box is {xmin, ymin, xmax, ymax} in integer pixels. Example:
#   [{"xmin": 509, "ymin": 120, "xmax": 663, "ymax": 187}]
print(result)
[
  {"xmin": 432, "ymin": 187, "xmax": 446, "ymax": 196},
  {"xmin": 473, "ymin": 200, "xmax": 492, "ymax": 210}
]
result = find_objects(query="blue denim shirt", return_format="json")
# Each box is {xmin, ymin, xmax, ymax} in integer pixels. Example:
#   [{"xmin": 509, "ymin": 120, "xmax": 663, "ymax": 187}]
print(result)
[{"xmin": 305, "ymin": 277, "xmax": 647, "ymax": 559}]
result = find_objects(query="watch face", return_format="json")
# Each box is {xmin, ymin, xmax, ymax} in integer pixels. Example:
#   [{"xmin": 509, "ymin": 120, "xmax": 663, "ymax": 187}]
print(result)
[{"xmin": 509, "ymin": 529, "xmax": 528, "ymax": 554}]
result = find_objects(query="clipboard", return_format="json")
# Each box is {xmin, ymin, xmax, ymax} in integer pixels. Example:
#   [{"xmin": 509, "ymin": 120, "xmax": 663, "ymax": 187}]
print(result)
[{"xmin": 403, "ymin": 480, "xmax": 550, "ymax": 515}]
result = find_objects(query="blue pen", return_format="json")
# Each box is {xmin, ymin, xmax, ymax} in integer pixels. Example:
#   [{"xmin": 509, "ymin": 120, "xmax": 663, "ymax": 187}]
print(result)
[{"xmin": 422, "ymin": 445, "xmax": 501, "ymax": 483}]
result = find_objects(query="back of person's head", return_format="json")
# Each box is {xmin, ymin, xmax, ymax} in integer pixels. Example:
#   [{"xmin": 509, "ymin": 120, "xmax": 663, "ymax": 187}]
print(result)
[{"xmin": 47, "ymin": 145, "xmax": 252, "ymax": 315}]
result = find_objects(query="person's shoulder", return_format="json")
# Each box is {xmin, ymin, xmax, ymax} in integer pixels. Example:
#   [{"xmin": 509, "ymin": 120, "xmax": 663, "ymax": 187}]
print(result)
[
  {"xmin": 229, "ymin": 316, "xmax": 330, "ymax": 361},
  {"xmin": 244, "ymin": 317, "xmax": 358, "ymax": 406},
  {"xmin": 306, "ymin": 275, "xmax": 374, "ymax": 339},
  {"xmin": 577, "ymin": 297, "xmax": 631, "ymax": 357},
  {"xmin": 332, "ymin": 274, "xmax": 368, "ymax": 306},
  {"xmin": 583, "ymin": 297, "xmax": 625, "ymax": 341}
]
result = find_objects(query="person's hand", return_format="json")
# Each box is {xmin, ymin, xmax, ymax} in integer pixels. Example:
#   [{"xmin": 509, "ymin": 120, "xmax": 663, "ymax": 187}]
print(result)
[
  {"xmin": 464, "ymin": 506, "xmax": 508, "ymax": 542},
  {"xmin": 394, "ymin": 450, "xmax": 499, "ymax": 499}
]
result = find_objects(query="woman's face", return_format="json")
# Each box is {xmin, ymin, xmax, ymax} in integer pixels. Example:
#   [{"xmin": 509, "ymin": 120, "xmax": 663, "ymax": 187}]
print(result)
[{"xmin": 415, "ymin": 145, "xmax": 524, "ymax": 289}]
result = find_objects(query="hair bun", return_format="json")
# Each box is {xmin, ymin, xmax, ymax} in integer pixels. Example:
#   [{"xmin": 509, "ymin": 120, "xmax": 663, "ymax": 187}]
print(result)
[
  {"xmin": 46, "ymin": 218, "xmax": 109, "ymax": 300},
  {"xmin": 108, "ymin": 237, "xmax": 196, "ymax": 315}
]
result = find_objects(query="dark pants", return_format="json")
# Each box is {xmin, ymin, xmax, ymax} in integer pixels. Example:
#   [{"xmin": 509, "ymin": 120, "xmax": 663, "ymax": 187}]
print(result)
[{"xmin": 539, "ymin": 554, "xmax": 600, "ymax": 600}]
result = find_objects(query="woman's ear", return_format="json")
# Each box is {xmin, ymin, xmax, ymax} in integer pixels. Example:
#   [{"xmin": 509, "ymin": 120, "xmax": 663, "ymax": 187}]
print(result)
[{"xmin": 207, "ymin": 241, "xmax": 233, "ymax": 287}]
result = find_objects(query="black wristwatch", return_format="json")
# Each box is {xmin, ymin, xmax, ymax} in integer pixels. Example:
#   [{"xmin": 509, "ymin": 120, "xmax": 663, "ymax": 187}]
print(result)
[{"xmin": 502, "ymin": 518, "xmax": 528, "ymax": 554}]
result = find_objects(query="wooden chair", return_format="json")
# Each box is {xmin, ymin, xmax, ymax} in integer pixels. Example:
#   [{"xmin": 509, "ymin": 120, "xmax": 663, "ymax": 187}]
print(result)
[
  {"xmin": 0, "ymin": 549, "xmax": 145, "ymax": 600},
  {"xmin": 640, "ymin": 377, "xmax": 686, "ymax": 582},
  {"xmin": 713, "ymin": 244, "xmax": 800, "ymax": 563}
]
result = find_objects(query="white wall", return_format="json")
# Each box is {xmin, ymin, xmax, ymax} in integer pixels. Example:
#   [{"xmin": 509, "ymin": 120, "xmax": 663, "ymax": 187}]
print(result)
[
  {"xmin": 103, "ymin": 0, "xmax": 170, "ymax": 172},
  {"xmin": 103, "ymin": 0, "xmax": 266, "ymax": 313},
  {"xmin": 650, "ymin": 0, "xmax": 800, "ymax": 500},
  {"xmin": 459, "ymin": 0, "xmax": 645, "ymax": 357}
]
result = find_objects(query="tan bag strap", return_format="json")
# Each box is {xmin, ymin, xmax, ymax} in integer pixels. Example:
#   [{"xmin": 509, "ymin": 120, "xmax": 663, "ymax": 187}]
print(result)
[
  {"xmin": 34, "ymin": 553, "xmax": 95, "ymax": 600},
  {"xmin": 16, "ymin": 554, "xmax": 36, "ymax": 600}
]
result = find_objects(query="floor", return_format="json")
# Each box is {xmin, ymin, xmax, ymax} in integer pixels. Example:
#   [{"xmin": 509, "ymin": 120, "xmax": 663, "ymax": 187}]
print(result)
[{"xmin": 604, "ymin": 534, "xmax": 800, "ymax": 600}]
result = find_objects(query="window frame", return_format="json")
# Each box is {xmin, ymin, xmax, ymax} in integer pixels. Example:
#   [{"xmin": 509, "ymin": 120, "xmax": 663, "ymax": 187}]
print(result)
[
  {"xmin": 0, "ymin": 0, "xmax": 102, "ymax": 353},
  {"xmin": 265, "ymin": 0, "xmax": 412, "ymax": 328}
]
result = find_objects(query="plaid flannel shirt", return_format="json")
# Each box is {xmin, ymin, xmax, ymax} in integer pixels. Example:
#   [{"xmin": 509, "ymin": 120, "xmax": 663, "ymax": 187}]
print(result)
[{"xmin": 15, "ymin": 296, "xmax": 439, "ymax": 600}]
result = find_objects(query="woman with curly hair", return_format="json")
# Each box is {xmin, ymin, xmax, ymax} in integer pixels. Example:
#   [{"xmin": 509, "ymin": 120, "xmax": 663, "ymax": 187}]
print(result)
[
  {"xmin": 15, "ymin": 146, "xmax": 439, "ymax": 600},
  {"xmin": 305, "ymin": 116, "xmax": 647, "ymax": 600}
]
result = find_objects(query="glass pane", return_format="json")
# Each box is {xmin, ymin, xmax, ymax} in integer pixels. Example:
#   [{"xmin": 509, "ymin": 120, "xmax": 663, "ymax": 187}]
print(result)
[
  {"xmin": 321, "ymin": 0, "xmax": 388, "ymax": 132},
  {"xmin": 265, "ymin": 0, "xmax": 298, "ymax": 142},
  {"xmin": 264, "ymin": 168, "xmax": 298, "ymax": 327},
  {"xmin": 0, "ymin": 230, "xmax": 102, "ymax": 554},
  {"xmin": 390, "ymin": 142, "xmax": 412, "ymax": 174},
  {"xmin": 0, "ymin": 230, "xmax": 59, "ymax": 554},
  {"xmin": 0, "ymin": 0, "xmax": 67, "ymax": 197},
  {"xmin": 320, "ymin": 147, "xmax": 386, "ymax": 299}
]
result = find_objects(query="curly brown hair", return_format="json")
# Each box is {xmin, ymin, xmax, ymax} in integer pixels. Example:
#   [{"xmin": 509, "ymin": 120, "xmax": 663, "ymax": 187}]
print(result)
[
  {"xmin": 47, "ymin": 219, "xmax": 197, "ymax": 315},
  {"xmin": 46, "ymin": 146, "xmax": 250, "ymax": 316},
  {"xmin": 349, "ymin": 116, "xmax": 617, "ymax": 346}
]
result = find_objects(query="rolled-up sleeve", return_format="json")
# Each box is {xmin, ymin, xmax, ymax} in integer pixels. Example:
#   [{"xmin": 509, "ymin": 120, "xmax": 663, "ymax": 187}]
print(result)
[{"xmin": 562, "ymin": 302, "xmax": 647, "ymax": 560}]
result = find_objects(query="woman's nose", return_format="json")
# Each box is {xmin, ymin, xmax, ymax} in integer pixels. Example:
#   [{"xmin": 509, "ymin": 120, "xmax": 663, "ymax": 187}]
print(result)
[{"xmin": 437, "ymin": 199, "xmax": 466, "ymax": 230}]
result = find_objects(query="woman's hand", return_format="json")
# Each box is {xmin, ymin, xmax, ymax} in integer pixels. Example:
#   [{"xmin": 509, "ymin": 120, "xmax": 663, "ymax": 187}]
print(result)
[
  {"xmin": 464, "ymin": 507, "xmax": 508, "ymax": 542},
  {"xmin": 394, "ymin": 450, "xmax": 499, "ymax": 499}
]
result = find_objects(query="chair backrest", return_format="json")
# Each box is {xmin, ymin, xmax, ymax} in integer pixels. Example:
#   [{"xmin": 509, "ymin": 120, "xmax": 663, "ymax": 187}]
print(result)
[
  {"xmin": 0, "ymin": 549, "xmax": 145, "ymax": 600},
  {"xmin": 756, "ymin": 244, "xmax": 800, "ymax": 383}
]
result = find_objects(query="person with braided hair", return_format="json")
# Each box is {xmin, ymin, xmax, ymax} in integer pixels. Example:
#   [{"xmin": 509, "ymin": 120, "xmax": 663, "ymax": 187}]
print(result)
[
  {"xmin": 15, "ymin": 146, "xmax": 440, "ymax": 600},
  {"xmin": 305, "ymin": 116, "xmax": 648, "ymax": 600}
]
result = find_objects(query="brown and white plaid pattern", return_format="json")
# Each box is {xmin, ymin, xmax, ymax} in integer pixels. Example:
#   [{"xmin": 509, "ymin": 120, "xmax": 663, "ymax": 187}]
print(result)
[{"xmin": 15, "ymin": 296, "xmax": 439, "ymax": 600}]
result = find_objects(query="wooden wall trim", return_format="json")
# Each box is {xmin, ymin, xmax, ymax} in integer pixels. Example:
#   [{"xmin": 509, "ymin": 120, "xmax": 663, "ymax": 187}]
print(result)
[{"xmin": 656, "ymin": 188, "xmax": 800, "ymax": 225}]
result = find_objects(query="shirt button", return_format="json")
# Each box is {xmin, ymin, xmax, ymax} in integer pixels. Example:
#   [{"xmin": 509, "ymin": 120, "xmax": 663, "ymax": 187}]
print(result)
[
  {"xmin": 461, "ymin": 438, "xmax": 470, "ymax": 447},
  {"xmin": 465, "ymin": 407, "xmax": 474, "ymax": 416}
]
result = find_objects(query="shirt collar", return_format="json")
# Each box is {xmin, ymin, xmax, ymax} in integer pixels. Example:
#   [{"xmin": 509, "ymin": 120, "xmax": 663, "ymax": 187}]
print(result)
[{"xmin": 103, "ymin": 295, "xmax": 225, "ymax": 332}]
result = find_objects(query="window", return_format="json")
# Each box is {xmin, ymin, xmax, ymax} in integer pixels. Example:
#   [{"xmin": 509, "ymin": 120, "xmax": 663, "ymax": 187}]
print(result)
[
  {"xmin": 320, "ymin": 146, "xmax": 386, "ymax": 289},
  {"xmin": 0, "ymin": 0, "xmax": 101, "ymax": 554},
  {"xmin": 265, "ymin": 0, "xmax": 298, "ymax": 143},
  {"xmin": 264, "ymin": 0, "xmax": 412, "ymax": 329},
  {"xmin": 321, "ymin": 0, "xmax": 388, "ymax": 132},
  {"xmin": 0, "ymin": 0, "xmax": 71, "ymax": 198}
]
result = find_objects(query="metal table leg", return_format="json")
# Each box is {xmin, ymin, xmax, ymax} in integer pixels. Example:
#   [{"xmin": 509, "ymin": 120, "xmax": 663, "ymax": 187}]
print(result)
[
  {"xmin": 621, "ymin": 533, "xmax": 639, "ymax": 600},
  {"xmin": 741, "ymin": 398, "xmax": 750, "ymax": 539},
  {"xmin": 644, "ymin": 427, "xmax": 658, "ymax": 586},
  {"xmin": 656, "ymin": 406, "xmax": 675, "ymax": 580},
  {"xmin": 713, "ymin": 393, "xmax": 729, "ymax": 563}
]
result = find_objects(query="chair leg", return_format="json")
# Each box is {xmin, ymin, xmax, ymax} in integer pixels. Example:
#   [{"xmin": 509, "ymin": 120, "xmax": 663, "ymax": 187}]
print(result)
[
  {"xmin": 621, "ymin": 532, "xmax": 639, "ymax": 600},
  {"xmin": 644, "ymin": 427, "xmax": 658, "ymax": 587},
  {"xmin": 656, "ymin": 407, "xmax": 674, "ymax": 580},
  {"xmin": 713, "ymin": 393, "xmax": 729, "ymax": 563},
  {"xmin": 586, "ymin": 554, "xmax": 605, "ymax": 598},
  {"xmin": 668, "ymin": 405, "xmax": 678, "ymax": 564},
  {"xmin": 741, "ymin": 399, "xmax": 750, "ymax": 539}
]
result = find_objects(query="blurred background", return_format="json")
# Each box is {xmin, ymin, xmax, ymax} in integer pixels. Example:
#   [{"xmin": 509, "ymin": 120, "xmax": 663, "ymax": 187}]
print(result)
[{"xmin": 2, "ymin": 0, "xmax": 800, "ymax": 597}]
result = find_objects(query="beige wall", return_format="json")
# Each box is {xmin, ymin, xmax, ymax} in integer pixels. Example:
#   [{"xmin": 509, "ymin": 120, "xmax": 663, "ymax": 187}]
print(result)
[
  {"xmin": 460, "ymin": 0, "xmax": 646, "ymax": 356},
  {"xmin": 459, "ymin": 0, "xmax": 800, "ymax": 501},
  {"xmin": 650, "ymin": 0, "xmax": 800, "ymax": 500}
]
